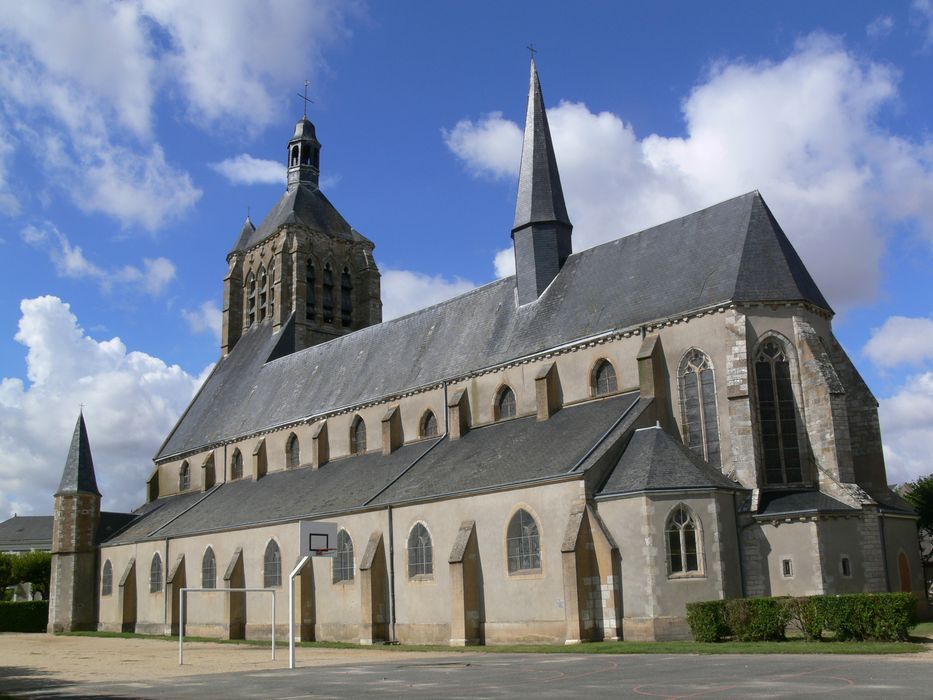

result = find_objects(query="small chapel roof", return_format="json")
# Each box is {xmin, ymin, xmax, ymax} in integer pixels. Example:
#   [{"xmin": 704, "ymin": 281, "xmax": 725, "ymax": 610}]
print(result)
[{"xmin": 158, "ymin": 189, "xmax": 830, "ymax": 462}]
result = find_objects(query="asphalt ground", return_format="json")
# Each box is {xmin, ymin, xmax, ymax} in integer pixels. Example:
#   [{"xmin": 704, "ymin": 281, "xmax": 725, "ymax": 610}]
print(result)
[{"xmin": 6, "ymin": 651, "xmax": 933, "ymax": 699}]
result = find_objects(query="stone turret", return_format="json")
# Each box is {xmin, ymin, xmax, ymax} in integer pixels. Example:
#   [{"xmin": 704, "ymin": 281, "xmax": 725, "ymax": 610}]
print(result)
[
  {"xmin": 511, "ymin": 58, "xmax": 573, "ymax": 306},
  {"xmin": 48, "ymin": 412, "xmax": 101, "ymax": 633}
]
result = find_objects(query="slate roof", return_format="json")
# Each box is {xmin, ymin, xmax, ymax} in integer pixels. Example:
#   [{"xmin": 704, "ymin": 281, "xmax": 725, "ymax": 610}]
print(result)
[
  {"xmin": 58, "ymin": 413, "xmax": 100, "ymax": 496},
  {"xmin": 0, "ymin": 515, "xmax": 52, "ymax": 551},
  {"xmin": 230, "ymin": 184, "xmax": 371, "ymax": 253},
  {"xmin": 114, "ymin": 394, "xmax": 644, "ymax": 544},
  {"xmin": 513, "ymin": 59, "xmax": 571, "ymax": 232},
  {"xmin": 158, "ymin": 190, "xmax": 828, "ymax": 462},
  {"xmin": 755, "ymin": 490, "xmax": 858, "ymax": 517},
  {"xmin": 597, "ymin": 425, "xmax": 739, "ymax": 497}
]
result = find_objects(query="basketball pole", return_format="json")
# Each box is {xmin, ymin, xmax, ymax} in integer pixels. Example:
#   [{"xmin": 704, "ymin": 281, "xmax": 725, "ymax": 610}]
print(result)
[{"xmin": 288, "ymin": 555, "xmax": 311, "ymax": 670}]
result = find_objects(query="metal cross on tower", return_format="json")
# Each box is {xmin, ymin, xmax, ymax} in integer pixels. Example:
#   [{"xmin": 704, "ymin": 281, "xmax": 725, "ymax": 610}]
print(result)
[
  {"xmin": 526, "ymin": 43, "xmax": 537, "ymax": 61},
  {"xmin": 297, "ymin": 80, "xmax": 313, "ymax": 118}
]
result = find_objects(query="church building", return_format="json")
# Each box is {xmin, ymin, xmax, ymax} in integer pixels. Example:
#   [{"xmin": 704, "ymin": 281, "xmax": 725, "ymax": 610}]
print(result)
[{"xmin": 48, "ymin": 61, "xmax": 923, "ymax": 643}]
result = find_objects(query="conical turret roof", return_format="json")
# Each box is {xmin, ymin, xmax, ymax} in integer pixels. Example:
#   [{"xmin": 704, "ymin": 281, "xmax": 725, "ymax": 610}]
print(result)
[{"xmin": 56, "ymin": 412, "xmax": 100, "ymax": 496}]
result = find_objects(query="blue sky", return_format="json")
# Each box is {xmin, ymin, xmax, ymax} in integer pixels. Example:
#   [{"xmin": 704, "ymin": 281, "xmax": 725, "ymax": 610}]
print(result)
[{"xmin": 1, "ymin": 1, "xmax": 932, "ymax": 517}]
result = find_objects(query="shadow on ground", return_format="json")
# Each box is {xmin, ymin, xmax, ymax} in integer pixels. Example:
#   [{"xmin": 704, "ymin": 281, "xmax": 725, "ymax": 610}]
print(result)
[{"xmin": 0, "ymin": 665, "xmax": 137, "ymax": 699}]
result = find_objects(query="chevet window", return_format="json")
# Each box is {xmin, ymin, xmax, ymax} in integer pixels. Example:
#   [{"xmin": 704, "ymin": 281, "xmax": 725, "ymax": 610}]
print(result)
[
  {"xmin": 286, "ymin": 433, "xmax": 300, "ymax": 469},
  {"xmin": 305, "ymin": 261, "xmax": 316, "ymax": 321},
  {"xmin": 322, "ymin": 264, "xmax": 334, "ymax": 324},
  {"xmin": 592, "ymin": 359, "xmax": 618, "ymax": 396},
  {"xmin": 101, "ymin": 560, "xmax": 113, "ymax": 596},
  {"xmin": 679, "ymin": 349, "xmax": 721, "ymax": 468},
  {"xmin": 420, "ymin": 410, "xmax": 438, "ymax": 438},
  {"xmin": 495, "ymin": 386, "xmax": 516, "ymax": 420},
  {"xmin": 755, "ymin": 339, "xmax": 803, "ymax": 484},
  {"xmin": 407, "ymin": 523, "xmax": 433, "ymax": 578},
  {"xmin": 340, "ymin": 267, "xmax": 353, "ymax": 327},
  {"xmin": 333, "ymin": 529, "xmax": 355, "ymax": 583},
  {"xmin": 666, "ymin": 504, "xmax": 702, "ymax": 576},
  {"xmin": 231, "ymin": 449, "xmax": 243, "ymax": 480},
  {"xmin": 150, "ymin": 553, "xmax": 163, "ymax": 593},
  {"xmin": 264, "ymin": 540, "xmax": 281, "ymax": 588},
  {"xmin": 178, "ymin": 461, "xmax": 190, "ymax": 491},
  {"xmin": 202, "ymin": 548, "xmax": 216, "ymax": 588},
  {"xmin": 351, "ymin": 416, "xmax": 366, "ymax": 454},
  {"xmin": 507, "ymin": 509, "xmax": 541, "ymax": 574}
]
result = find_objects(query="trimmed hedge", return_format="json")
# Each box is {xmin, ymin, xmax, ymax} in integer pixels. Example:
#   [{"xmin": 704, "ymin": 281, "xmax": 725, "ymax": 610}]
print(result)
[
  {"xmin": 0, "ymin": 600, "xmax": 49, "ymax": 632},
  {"xmin": 687, "ymin": 592, "xmax": 916, "ymax": 643}
]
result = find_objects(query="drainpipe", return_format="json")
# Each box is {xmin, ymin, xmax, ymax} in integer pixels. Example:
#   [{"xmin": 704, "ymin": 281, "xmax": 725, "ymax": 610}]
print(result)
[
  {"xmin": 733, "ymin": 490, "xmax": 748, "ymax": 598},
  {"xmin": 387, "ymin": 504, "xmax": 397, "ymax": 643},
  {"xmin": 878, "ymin": 510, "xmax": 891, "ymax": 592}
]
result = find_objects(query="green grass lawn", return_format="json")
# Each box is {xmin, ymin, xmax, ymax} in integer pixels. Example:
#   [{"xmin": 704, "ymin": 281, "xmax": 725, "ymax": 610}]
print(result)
[{"xmin": 63, "ymin": 629, "xmax": 929, "ymax": 655}]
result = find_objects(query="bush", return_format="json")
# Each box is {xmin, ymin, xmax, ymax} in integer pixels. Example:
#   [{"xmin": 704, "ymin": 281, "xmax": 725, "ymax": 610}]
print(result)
[
  {"xmin": 686, "ymin": 600, "xmax": 728, "ymax": 642},
  {"xmin": 0, "ymin": 600, "xmax": 49, "ymax": 632},
  {"xmin": 784, "ymin": 597, "xmax": 824, "ymax": 640},
  {"xmin": 724, "ymin": 597, "xmax": 790, "ymax": 641},
  {"xmin": 819, "ymin": 593, "xmax": 916, "ymax": 642}
]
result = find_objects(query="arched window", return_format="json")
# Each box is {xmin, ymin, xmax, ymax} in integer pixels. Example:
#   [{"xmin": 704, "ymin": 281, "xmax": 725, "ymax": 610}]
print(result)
[
  {"xmin": 258, "ymin": 266, "xmax": 268, "ymax": 321},
  {"xmin": 305, "ymin": 260, "xmax": 316, "ymax": 321},
  {"xmin": 268, "ymin": 262, "xmax": 275, "ymax": 319},
  {"xmin": 407, "ymin": 523, "xmax": 433, "ymax": 578},
  {"xmin": 666, "ymin": 504, "xmax": 702, "ymax": 575},
  {"xmin": 340, "ymin": 267, "xmax": 353, "ymax": 327},
  {"xmin": 322, "ymin": 264, "xmax": 334, "ymax": 323},
  {"xmin": 246, "ymin": 273, "xmax": 256, "ymax": 326},
  {"xmin": 592, "ymin": 359, "xmax": 618, "ymax": 396},
  {"xmin": 290, "ymin": 145, "xmax": 299, "ymax": 166},
  {"xmin": 179, "ymin": 461, "xmax": 190, "ymax": 491},
  {"xmin": 150, "ymin": 553, "xmax": 163, "ymax": 593},
  {"xmin": 507, "ymin": 508, "xmax": 541, "ymax": 573},
  {"xmin": 264, "ymin": 540, "xmax": 281, "ymax": 588},
  {"xmin": 679, "ymin": 350, "xmax": 721, "ymax": 468},
  {"xmin": 754, "ymin": 339, "xmax": 802, "ymax": 484},
  {"xmin": 351, "ymin": 416, "xmax": 366, "ymax": 455},
  {"xmin": 333, "ymin": 529, "xmax": 354, "ymax": 583},
  {"xmin": 202, "ymin": 548, "xmax": 216, "ymax": 588},
  {"xmin": 101, "ymin": 560, "xmax": 113, "ymax": 596},
  {"xmin": 496, "ymin": 386, "xmax": 516, "ymax": 420},
  {"xmin": 231, "ymin": 449, "xmax": 243, "ymax": 480},
  {"xmin": 286, "ymin": 433, "xmax": 300, "ymax": 469},
  {"xmin": 420, "ymin": 410, "xmax": 438, "ymax": 438}
]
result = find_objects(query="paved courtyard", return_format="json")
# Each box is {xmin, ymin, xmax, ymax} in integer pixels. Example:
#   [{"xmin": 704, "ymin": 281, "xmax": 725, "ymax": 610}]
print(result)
[{"xmin": 2, "ymin": 634, "xmax": 933, "ymax": 699}]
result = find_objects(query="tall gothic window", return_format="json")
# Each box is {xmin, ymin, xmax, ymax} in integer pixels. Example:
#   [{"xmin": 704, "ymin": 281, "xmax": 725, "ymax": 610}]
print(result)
[
  {"xmin": 351, "ymin": 416, "xmax": 366, "ymax": 454},
  {"xmin": 264, "ymin": 540, "xmax": 281, "ymax": 587},
  {"xmin": 305, "ymin": 261, "xmax": 316, "ymax": 321},
  {"xmin": 507, "ymin": 509, "xmax": 541, "ymax": 573},
  {"xmin": 420, "ymin": 410, "xmax": 438, "ymax": 438},
  {"xmin": 755, "ymin": 339, "xmax": 802, "ymax": 484},
  {"xmin": 258, "ymin": 266, "xmax": 268, "ymax": 321},
  {"xmin": 333, "ymin": 529, "xmax": 354, "ymax": 583},
  {"xmin": 323, "ymin": 264, "xmax": 334, "ymax": 324},
  {"xmin": 679, "ymin": 350, "xmax": 721, "ymax": 468},
  {"xmin": 286, "ymin": 433, "xmax": 300, "ymax": 469},
  {"xmin": 247, "ymin": 273, "xmax": 256, "ymax": 326},
  {"xmin": 666, "ymin": 504, "xmax": 702, "ymax": 575},
  {"xmin": 101, "ymin": 560, "xmax": 113, "ymax": 596},
  {"xmin": 150, "ymin": 553, "xmax": 163, "ymax": 593},
  {"xmin": 290, "ymin": 145, "xmax": 299, "ymax": 166},
  {"xmin": 592, "ymin": 359, "xmax": 618, "ymax": 396},
  {"xmin": 407, "ymin": 523, "xmax": 433, "ymax": 578},
  {"xmin": 231, "ymin": 449, "xmax": 243, "ymax": 480},
  {"xmin": 340, "ymin": 267, "xmax": 353, "ymax": 327},
  {"xmin": 268, "ymin": 262, "xmax": 275, "ymax": 319},
  {"xmin": 179, "ymin": 461, "xmax": 190, "ymax": 491},
  {"xmin": 202, "ymin": 548, "xmax": 216, "ymax": 588},
  {"xmin": 496, "ymin": 386, "xmax": 516, "ymax": 420}
]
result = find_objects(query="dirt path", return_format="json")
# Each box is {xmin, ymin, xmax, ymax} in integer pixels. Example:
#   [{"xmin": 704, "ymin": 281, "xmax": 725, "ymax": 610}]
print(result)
[{"xmin": 0, "ymin": 633, "xmax": 455, "ymax": 686}]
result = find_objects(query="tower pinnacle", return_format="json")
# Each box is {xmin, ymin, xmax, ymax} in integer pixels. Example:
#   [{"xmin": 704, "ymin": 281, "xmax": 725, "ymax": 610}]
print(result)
[{"xmin": 56, "ymin": 412, "xmax": 100, "ymax": 496}]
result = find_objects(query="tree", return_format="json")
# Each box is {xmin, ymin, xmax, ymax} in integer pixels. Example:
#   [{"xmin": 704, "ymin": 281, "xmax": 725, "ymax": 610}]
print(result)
[
  {"xmin": 11, "ymin": 551, "xmax": 52, "ymax": 600},
  {"xmin": 902, "ymin": 474, "xmax": 933, "ymax": 564},
  {"xmin": 0, "ymin": 553, "xmax": 14, "ymax": 600}
]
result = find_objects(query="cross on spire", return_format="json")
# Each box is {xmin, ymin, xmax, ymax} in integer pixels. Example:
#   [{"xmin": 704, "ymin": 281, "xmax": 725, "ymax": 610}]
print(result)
[
  {"xmin": 526, "ymin": 43, "xmax": 537, "ymax": 62},
  {"xmin": 297, "ymin": 80, "xmax": 313, "ymax": 119}
]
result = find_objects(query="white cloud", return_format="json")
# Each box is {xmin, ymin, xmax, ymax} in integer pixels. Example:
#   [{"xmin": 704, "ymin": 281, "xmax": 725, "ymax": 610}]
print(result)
[
  {"xmin": 914, "ymin": 0, "xmax": 933, "ymax": 47},
  {"xmin": 864, "ymin": 316, "xmax": 933, "ymax": 368},
  {"xmin": 0, "ymin": 123, "xmax": 20, "ymax": 216},
  {"xmin": 493, "ymin": 247, "xmax": 515, "ymax": 278},
  {"xmin": 879, "ymin": 371, "xmax": 933, "ymax": 484},
  {"xmin": 210, "ymin": 154, "xmax": 285, "ymax": 186},
  {"xmin": 866, "ymin": 15, "xmax": 895, "ymax": 39},
  {"xmin": 381, "ymin": 269, "xmax": 476, "ymax": 321},
  {"xmin": 446, "ymin": 35, "xmax": 933, "ymax": 309},
  {"xmin": 182, "ymin": 300, "xmax": 223, "ymax": 340},
  {"xmin": 21, "ymin": 222, "xmax": 176, "ymax": 296},
  {"xmin": 0, "ymin": 296, "xmax": 209, "ymax": 518}
]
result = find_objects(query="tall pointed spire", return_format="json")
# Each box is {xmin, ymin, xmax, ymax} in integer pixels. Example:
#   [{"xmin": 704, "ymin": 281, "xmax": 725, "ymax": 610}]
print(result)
[
  {"xmin": 511, "ymin": 58, "xmax": 573, "ymax": 305},
  {"xmin": 56, "ymin": 412, "xmax": 100, "ymax": 496}
]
